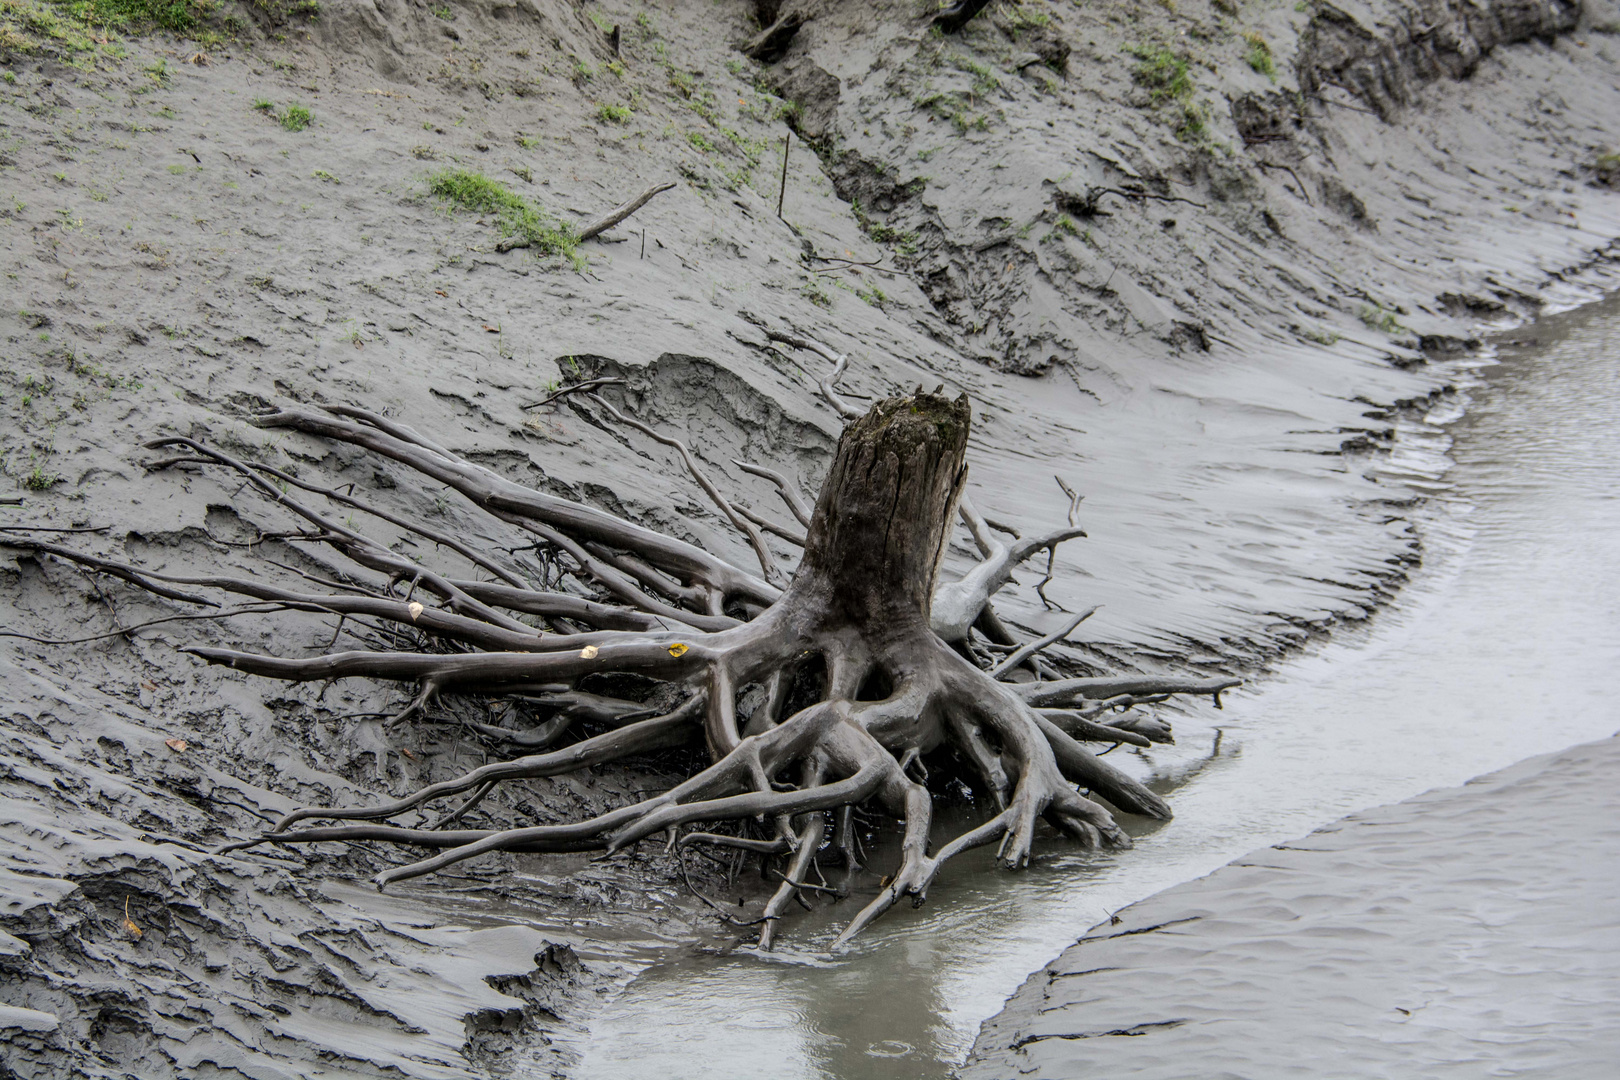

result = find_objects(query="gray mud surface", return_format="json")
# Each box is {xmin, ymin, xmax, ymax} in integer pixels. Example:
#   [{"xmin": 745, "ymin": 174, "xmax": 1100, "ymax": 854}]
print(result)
[
  {"xmin": 960, "ymin": 736, "xmax": 1620, "ymax": 1079},
  {"xmin": 4, "ymin": 0, "xmax": 1620, "ymax": 1075}
]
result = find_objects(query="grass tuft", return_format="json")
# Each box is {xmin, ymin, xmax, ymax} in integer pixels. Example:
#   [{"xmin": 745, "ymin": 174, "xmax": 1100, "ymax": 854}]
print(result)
[
  {"xmin": 1125, "ymin": 43, "xmax": 1193, "ymax": 103},
  {"xmin": 1243, "ymin": 33, "xmax": 1275, "ymax": 80},
  {"xmin": 427, "ymin": 168, "xmax": 578, "ymax": 260}
]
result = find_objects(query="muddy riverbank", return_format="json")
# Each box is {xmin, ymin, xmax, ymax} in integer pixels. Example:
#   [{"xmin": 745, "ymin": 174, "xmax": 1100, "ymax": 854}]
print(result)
[
  {"xmin": 4, "ymin": 1, "xmax": 1620, "ymax": 1076},
  {"xmin": 963, "ymin": 735, "xmax": 1620, "ymax": 1079},
  {"xmin": 961, "ymin": 278, "xmax": 1620, "ymax": 1080}
]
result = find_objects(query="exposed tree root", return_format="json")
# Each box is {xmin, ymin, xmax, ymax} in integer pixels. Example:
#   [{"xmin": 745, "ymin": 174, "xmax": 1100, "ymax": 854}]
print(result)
[{"xmin": 3, "ymin": 387, "xmax": 1238, "ymax": 950}]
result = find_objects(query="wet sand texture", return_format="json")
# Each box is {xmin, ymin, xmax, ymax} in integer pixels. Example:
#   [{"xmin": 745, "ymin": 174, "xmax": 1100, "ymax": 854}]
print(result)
[
  {"xmin": 4, "ymin": 0, "xmax": 1620, "ymax": 1074},
  {"xmin": 962, "ymin": 735, "xmax": 1620, "ymax": 1079}
]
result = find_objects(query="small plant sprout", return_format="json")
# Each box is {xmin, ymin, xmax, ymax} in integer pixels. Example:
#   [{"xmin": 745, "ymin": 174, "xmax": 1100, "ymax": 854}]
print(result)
[{"xmin": 1244, "ymin": 33, "xmax": 1276, "ymax": 81}]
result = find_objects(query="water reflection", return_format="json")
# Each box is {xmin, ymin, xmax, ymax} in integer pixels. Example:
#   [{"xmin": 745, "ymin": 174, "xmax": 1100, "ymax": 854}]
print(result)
[{"xmin": 576, "ymin": 294, "xmax": 1620, "ymax": 1080}]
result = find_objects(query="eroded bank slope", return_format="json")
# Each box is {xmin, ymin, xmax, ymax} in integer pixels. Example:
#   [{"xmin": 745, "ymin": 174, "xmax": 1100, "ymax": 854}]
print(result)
[{"xmin": 2, "ymin": 0, "xmax": 1620, "ymax": 1075}]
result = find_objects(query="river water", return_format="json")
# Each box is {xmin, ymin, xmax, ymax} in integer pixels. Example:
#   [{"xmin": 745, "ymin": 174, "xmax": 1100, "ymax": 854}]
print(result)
[{"xmin": 572, "ymin": 294, "xmax": 1620, "ymax": 1079}]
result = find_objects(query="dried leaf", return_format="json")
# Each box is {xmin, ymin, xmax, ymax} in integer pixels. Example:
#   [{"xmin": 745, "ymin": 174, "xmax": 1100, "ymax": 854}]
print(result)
[
  {"xmin": 407, "ymin": 601, "xmax": 424, "ymax": 621},
  {"xmin": 668, "ymin": 642, "xmax": 689, "ymax": 658},
  {"xmin": 123, "ymin": 897, "xmax": 142, "ymax": 940},
  {"xmin": 483, "ymin": 324, "xmax": 499, "ymax": 333},
  {"xmin": 435, "ymin": 289, "xmax": 448, "ymax": 297},
  {"xmin": 401, "ymin": 748, "xmax": 417, "ymax": 761},
  {"xmin": 164, "ymin": 738, "xmax": 188, "ymax": 753},
  {"xmin": 580, "ymin": 645, "xmax": 600, "ymax": 659}
]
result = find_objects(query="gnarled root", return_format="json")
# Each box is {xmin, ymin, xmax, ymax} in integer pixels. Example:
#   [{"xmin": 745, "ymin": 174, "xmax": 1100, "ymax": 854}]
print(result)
[{"xmin": 4, "ymin": 389, "xmax": 1236, "ymax": 950}]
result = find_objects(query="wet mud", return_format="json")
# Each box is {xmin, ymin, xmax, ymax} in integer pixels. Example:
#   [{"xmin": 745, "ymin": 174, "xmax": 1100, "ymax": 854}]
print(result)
[
  {"xmin": 3, "ymin": 0, "xmax": 1620, "ymax": 1075},
  {"xmin": 962, "ymin": 267, "xmax": 1620, "ymax": 1080}
]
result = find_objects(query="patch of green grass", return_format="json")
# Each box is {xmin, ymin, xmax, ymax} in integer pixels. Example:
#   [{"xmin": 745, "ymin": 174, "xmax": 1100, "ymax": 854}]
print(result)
[
  {"xmin": 427, "ymin": 168, "xmax": 578, "ymax": 260},
  {"xmin": 21, "ymin": 463, "xmax": 58, "ymax": 491},
  {"xmin": 952, "ymin": 55, "xmax": 1000, "ymax": 97},
  {"xmin": 312, "ymin": 168, "xmax": 338, "ymax": 182},
  {"xmin": 252, "ymin": 96, "xmax": 274, "ymax": 112},
  {"xmin": 1125, "ymin": 41, "xmax": 1217, "ymax": 143},
  {"xmin": 0, "ymin": 0, "xmax": 221, "ymax": 62},
  {"xmin": 1125, "ymin": 43, "xmax": 1193, "ymax": 103},
  {"xmin": 1243, "ymin": 33, "xmax": 1275, "ymax": 80},
  {"xmin": 667, "ymin": 67, "xmax": 695, "ymax": 97},
  {"xmin": 0, "ymin": 0, "xmax": 99, "ymax": 60},
  {"xmin": 596, "ymin": 102, "xmax": 632, "ymax": 124},
  {"xmin": 1042, "ymin": 214, "xmax": 1081, "ymax": 243},
  {"xmin": 1004, "ymin": 3, "xmax": 1050, "ymax": 30},
  {"xmin": 430, "ymin": 3, "xmax": 451, "ymax": 19},
  {"xmin": 1300, "ymin": 325, "xmax": 1340, "ymax": 346},
  {"xmin": 279, "ymin": 102, "xmax": 312, "ymax": 131},
  {"xmin": 856, "ymin": 284, "xmax": 887, "ymax": 308},
  {"xmin": 685, "ymin": 130, "xmax": 715, "ymax": 152},
  {"xmin": 88, "ymin": 0, "xmax": 216, "ymax": 34}
]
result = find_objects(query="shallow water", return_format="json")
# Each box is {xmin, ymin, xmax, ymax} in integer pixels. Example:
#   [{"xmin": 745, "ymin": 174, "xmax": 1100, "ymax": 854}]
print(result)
[{"xmin": 572, "ymin": 295, "xmax": 1620, "ymax": 1080}]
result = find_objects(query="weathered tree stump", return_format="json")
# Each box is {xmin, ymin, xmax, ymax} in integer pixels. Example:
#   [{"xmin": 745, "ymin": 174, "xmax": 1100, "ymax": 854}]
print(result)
[{"xmin": 8, "ymin": 390, "xmax": 1236, "ymax": 947}]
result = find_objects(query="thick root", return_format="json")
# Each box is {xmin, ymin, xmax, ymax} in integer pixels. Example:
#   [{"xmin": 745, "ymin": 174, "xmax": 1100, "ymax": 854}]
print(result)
[{"xmin": 6, "ymin": 390, "xmax": 1240, "ymax": 950}]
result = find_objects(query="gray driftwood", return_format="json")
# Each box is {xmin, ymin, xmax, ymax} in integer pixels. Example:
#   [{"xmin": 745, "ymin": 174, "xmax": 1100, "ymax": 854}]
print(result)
[{"xmin": 8, "ymin": 390, "xmax": 1235, "ymax": 948}]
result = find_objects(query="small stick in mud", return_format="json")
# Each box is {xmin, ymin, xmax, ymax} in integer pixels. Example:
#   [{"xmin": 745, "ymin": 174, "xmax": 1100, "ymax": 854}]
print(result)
[
  {"xmin": 498, "ymin": 182, "xmax": 675, "ymax": 252},
  {"xmin": 519, "ymin": 376, "xmax": 624, "ymax": 411},
  {"xmin": 777, "ymin": 133, "xmax": 790, "ymax": 219}
]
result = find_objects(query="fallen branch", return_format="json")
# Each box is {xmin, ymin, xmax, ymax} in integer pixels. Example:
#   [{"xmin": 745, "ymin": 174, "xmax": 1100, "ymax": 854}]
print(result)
[
  {"xmin": 520, "ymin": 376, "xmax": 625, "ymax": 411},
  {"xmin": 498, "ymin": 182, "xmax": 675, "ymax": 252},
  {"xmin": 989, "ymin": 607, "xmax": 1097, "ymax": 680},
  {"xmin": 578, "ymin": 181, "xmax": 677, "ymax": 242}
]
